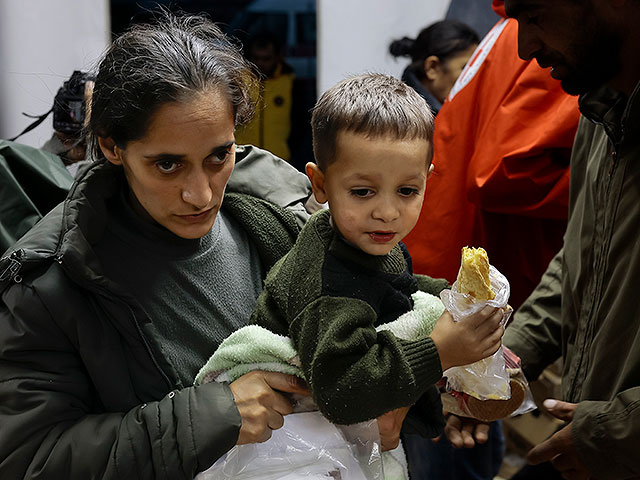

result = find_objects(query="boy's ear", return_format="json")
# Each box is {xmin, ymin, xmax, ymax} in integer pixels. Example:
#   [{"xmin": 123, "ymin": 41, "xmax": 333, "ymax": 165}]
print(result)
[
  {"xmin": 424, "ymin": 55, "xmax": 442, "ymax": 81},
  {"xmin": 305, "ymin": 162, "xmax": 329, "ymax": 204},
  {"xmin": 427, "ymin": 163, "xmax": 435, "ymax": 179},
  {"xmin": 98, "ymin": 137, "xmax": 123, "ymax": 166}
]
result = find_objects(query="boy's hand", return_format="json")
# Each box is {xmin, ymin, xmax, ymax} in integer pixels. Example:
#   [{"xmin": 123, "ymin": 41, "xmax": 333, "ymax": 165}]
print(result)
[
  {"xmin": 229, "ymin": 371, "xmax": 311, "ymax": 445},
  {"xmin": 430, "ymin": 306, "xmax": 504, "ymax": 371},
  {"xmin": 377, "ymin": 406, "xmax": 410, "ymax": 451}
]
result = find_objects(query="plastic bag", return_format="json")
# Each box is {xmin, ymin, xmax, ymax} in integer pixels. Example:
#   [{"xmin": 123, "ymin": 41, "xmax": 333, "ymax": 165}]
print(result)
[
  {"xmin": 196, "ymin": 411, "xmax": 383, "ymax": 480},
  {"xmin": 439, "ymin": 346, "xmax": 537, "ymax": 422},
  {"xmin": 440, "ymin": 265, "xmax": 512, "ymax": 401}
]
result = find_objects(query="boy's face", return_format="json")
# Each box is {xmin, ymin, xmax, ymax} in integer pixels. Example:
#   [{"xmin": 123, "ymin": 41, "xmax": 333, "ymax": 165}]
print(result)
[{"xmin": 307, "ymin": 130, "xmax": 431, "ymax": 256}]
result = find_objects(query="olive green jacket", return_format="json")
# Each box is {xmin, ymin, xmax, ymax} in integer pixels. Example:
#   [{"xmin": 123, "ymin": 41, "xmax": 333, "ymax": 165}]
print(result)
[
  {"xmin": 0, "ymin": 145, "xmax": 311, "ymax": 479},
  {"xmin": 0, "ymin": 140, "xmax": 73, "ymax": 253},
  {"xmin": 504, "ymin": 80, "xmax": 640, "ymax": 479}
]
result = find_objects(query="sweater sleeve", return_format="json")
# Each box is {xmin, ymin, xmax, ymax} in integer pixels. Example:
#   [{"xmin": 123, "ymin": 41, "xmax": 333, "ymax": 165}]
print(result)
[
  {"xmin": 0, "ymin": 282, "xmax": 241, "ymax": 480},
  {"xmin": 289, "ymin": 295, "xmax": 443, "ymax": 425},
  {"xmin": 503, "ymin": 248, "xmax": 563, "ymax": 381}
]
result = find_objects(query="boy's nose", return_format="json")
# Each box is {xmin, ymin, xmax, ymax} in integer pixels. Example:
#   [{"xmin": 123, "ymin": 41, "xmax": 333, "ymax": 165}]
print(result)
[
  {"xmin": 516, "ymin": 22, "xmax": 542, "ymax": 62},
  {"xmin": 372, "ymin": 200, "xmax": 400, "ymax": 223}
]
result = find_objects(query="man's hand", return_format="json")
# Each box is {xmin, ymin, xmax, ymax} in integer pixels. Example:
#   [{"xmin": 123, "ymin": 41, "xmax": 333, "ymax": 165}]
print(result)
[
  {"xmin": 229, "ymin": 371, "xmax": 310, "ymax": 445},
  {"xmin": 377, "ymin": 406, "xmax": 410, "ymax": 451},
  {"xmin": 527, "ymin": 399, "xmax": 591, "ymax": 480},
  {"xmin": 441, "ymin": 413, "xmax": 491, "ymax": 448}
]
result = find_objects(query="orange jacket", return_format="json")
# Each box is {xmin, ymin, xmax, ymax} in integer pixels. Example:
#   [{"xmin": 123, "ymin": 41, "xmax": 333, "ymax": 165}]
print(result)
[{"xmin": 403, "ymin": 12, "xmax": 580, "ymax": 308}]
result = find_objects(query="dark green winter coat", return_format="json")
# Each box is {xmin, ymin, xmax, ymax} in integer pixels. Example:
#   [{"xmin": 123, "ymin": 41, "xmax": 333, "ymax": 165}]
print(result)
[
  {"xmin": 0, "ymin": 140, "xmax": 73, "ymax": 253},
  {"xmin": 0, "ymin": 145, "xmax": 311, "ymax": 479}
]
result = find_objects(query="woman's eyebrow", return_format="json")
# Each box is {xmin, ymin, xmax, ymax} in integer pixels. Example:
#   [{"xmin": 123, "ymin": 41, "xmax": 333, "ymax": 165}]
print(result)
[{"xmin": 144, "ymin": 142, "xmax": 234, "ymax": 160}]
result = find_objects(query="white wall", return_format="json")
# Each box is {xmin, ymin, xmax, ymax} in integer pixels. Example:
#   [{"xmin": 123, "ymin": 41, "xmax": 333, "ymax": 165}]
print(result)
[
  {"xmin": 317, "ymin": 0, "xmax": 448, "ymax": 94},
  {"xmin": 0, "ymin": 0, "xmax": 110, "ymax": 147}
]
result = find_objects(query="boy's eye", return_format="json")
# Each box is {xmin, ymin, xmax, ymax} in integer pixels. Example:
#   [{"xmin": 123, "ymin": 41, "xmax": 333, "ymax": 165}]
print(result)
[
  {"xmin": 399, "ymin": 187, "xmax": 419, "ymax": 197},
  {"xmin": 156, "ymin": 160, "xmax": 180, "ymax": 174},
  {"xmin": 350, "ymin": 188, "xmax": 373, "ymax": 198}
]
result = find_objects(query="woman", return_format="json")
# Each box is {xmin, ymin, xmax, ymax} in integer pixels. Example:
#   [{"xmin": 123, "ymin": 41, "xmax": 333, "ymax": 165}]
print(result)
[
  {"xmin": 389, "ymin": 20, "xmax": 479, "ymax": 115},
  {"xmin": 0, "ymin": 12, "xmax": 315, "ymax": 479}
]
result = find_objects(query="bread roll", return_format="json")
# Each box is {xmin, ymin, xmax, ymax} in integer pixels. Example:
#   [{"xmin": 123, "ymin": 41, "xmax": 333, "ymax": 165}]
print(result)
[{"xmin": 456, "ymin": 247, "xmax": 495, "ymax": 301}]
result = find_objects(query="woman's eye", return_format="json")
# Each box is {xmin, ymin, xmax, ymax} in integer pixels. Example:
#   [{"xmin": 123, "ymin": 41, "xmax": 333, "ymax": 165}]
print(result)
[
  {"xmin": 210, "ymin": 147, "xmax": 233, "ymax": 164},
  {"xmin": 156, "ymin": 160, "xmax": 180, "ymax": 174},
  {"xmin": 399, "ymin": 187, "xmax": 419, "ymax": 197},
  {"xmin": 351, "ymin": 188, "xmax": 373, "ymax": 198}
]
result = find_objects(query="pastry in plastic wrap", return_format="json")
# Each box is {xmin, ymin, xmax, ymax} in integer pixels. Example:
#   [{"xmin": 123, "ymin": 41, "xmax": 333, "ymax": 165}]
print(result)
[
  {"xmin": 440, "ymin": 247, "xmax": 533, "ymax": 421},
  {"xmin": 457, "ymin": 246, "xmax": 495, "ymax": 301}
]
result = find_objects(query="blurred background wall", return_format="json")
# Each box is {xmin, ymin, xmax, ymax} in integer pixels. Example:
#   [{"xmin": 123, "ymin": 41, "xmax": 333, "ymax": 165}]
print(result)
[
  {"xmin": 0, "ymin": 0, "xmax": 497, "ymax": 149},
  {"xmin": 0, "ymin": 0, "xmax": 110, "ymax": 148}
]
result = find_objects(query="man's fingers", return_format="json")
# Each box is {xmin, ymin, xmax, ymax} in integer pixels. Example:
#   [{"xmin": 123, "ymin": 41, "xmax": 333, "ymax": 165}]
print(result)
[
  {"xmin": 472, "ymin": 422, "xmax": 490, "ymax": 445},
  {"xmin": 543, "ymin": 399, "xmax": 578, "ymax": 422},
  {"xmin": 460, "ymin": 420, "xmax": 477, "ymax": 448},
  {"xmin": 527, "ymin": 429, "xmax": 565, "ymax": 465},
  {"xmin": 444, "ymin": 415, "xmax": 465, "ymax": 448}
]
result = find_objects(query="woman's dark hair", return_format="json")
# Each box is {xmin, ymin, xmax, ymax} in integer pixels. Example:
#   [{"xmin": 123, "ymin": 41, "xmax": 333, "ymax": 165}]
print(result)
[
  {"xmin": 389, "ymin": 20, "xmax": 479, "ymax": 80},
  {"xmin": 89, "ymin": 10, "xmax": 257, "ymax": 159}
]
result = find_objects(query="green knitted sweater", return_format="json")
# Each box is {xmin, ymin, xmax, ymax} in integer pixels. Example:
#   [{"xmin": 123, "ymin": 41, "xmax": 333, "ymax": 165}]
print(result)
[{"xmin": 251, "ymin": 209, "xmax": 449, "ymax": 424}]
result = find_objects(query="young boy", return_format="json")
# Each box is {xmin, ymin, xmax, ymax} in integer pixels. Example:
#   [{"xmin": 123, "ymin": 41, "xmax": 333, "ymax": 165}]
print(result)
[{"xmin": 251, "ymin": 73, "xmax": 504, "ymax": 426}]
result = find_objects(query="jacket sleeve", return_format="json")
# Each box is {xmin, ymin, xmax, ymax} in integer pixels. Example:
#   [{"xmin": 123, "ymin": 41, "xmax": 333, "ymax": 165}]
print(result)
[
  {"xmin": 572, "ymin": 390, "xmax": 640, "ymax": 479},
  {"xmin": 289, "ymin": 295, "xmax": 443, "ymax": 425},
  {"xmin": 502, "ymin": 248, "xmax": 563, "ymax": 381},
  {"xmin": 0, "ymin": 282, "xmax": 240, "ymax": 480}
]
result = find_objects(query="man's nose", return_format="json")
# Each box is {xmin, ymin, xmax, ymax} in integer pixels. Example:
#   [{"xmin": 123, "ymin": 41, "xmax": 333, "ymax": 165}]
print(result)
[
  {"xmin": 516, "ymin": 22, "xmax": 542, "ymax": 62},
  {"xmin": 181, "ymin": 169, "xmax": 212, "ymax": 209}
]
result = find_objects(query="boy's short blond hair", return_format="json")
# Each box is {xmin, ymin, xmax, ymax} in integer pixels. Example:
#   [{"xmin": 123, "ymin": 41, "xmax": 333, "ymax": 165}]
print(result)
[{"xmin": 311, "ymin": 73, "xmax": 434, "ymax": 170}]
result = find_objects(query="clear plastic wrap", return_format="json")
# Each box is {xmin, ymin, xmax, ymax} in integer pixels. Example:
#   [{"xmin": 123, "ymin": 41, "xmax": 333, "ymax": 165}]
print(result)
[
  {"xmin": 440, "ymin": 265, "xmax": 512, "ymax": 401},
  {"xmin": 196, "ymin": 411, "xmax": 383, "ymax": 480},
  {"xmin": 439, "ymin": 345, "xmax": 537, "ymax": 422}
]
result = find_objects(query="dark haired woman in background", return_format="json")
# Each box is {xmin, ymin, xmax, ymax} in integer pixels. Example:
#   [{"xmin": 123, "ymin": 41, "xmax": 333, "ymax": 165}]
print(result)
[{"xmin": 390, "ymin": 20, "xmax": 479, "ymax": 115}]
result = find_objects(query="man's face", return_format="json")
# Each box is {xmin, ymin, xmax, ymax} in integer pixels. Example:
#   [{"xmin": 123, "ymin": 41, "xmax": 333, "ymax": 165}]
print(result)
[
  {"xmin": 249, "ymin": 44, "xmax": 280, "ymax": 78},
  {"xmin": 505, "ymin": 0, "xmax": 623, "ymax": 95}
]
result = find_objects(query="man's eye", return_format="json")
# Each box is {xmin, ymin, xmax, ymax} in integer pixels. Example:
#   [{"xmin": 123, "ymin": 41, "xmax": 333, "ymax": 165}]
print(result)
[
  {"xmin": 526, "ymin": 13, "xmax": 540, "ymax": 25},
  {"xmin": 399, "ymin": 187, "xmax": 419, "ymax": 197},
  {"xmin": 156, "ymin": 160, "xmax": 180, "ymax": 173},
  {"xmin": 351, "ymin": 189, "xmax": 373, "ymax": 198}
]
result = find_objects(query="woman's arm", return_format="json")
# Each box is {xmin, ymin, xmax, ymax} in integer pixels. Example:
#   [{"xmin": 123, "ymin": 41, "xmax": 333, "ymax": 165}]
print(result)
[{"xmin": 0, "ymin": 283, "xmax": 240, "ymax": 479}]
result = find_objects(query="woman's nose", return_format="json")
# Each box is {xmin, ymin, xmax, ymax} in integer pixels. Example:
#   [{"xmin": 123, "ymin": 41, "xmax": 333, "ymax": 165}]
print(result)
[{"xmin": 181, "ymin": 170, "xmax": 213, "ymax": 209}]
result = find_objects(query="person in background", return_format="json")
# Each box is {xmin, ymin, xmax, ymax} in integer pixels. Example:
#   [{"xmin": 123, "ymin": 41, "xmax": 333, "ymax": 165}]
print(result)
[
  {"xmin": 446, "ymin": 0, "xmax": 640, "ymax": 479},
  {"xmin": 403, "ymin": 0, "xmax": 580, "ymax": 311},
  {"xmin": 235, "ymin": 31, "xmax": 295, "ymax": 162},
  {"xmin": 0, "ymin": 12, "xmax": 317, "ymax": 479},
  {"xmin": 389, "ymin": 20, "xmax": 479, "ymax": 115},
  {"xmin": 399, "ymin": 2, "xmax": 580, "ymax": 478}
]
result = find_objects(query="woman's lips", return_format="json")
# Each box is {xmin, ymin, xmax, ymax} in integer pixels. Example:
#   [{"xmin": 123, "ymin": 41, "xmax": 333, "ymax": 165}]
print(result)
[
  {"xmin": 369, "ymin": 231, "xmax": 395, "ymax": 243},
  {"xmin": 177, "ymin": 208, "xmax": 214, "ymax": 223}
]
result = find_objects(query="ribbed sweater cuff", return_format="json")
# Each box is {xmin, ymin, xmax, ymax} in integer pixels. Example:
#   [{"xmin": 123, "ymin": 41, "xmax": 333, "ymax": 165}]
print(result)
[{"xmin": 398, "ymin": 336, "xmax": 443, "ymax": 388}]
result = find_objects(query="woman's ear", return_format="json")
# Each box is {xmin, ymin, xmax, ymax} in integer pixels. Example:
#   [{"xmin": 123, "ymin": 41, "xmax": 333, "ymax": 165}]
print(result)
[
  {"xmin": 98, "ymin": 137, "xmax": 123, "ymax": 166},
  {"xmin": 305, "ymin": 162, "xmax": 328, "ymax": 204},
  {"xmin": 424, "ymin": 55, "xmax": 442, "ymax": 81}
]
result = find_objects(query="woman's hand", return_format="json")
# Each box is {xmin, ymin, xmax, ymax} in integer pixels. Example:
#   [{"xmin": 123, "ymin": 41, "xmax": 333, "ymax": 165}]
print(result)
[
  {"xmin": 377, "ymin": 406, "xmax": 410, "ymax": 451},
  {"xmin": 229, "ymin": 371, "xmax": 310, "ymax": 445}
]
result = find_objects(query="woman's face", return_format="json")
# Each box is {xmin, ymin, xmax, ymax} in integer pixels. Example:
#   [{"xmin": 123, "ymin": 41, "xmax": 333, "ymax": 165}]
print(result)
[
  {"xmin": 428, "ymin": 44, "xmax": 477, "ymax": 103},
  {"xmin": 100, "ymin": 88, "xmax": 236, "ymax": 239}
]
